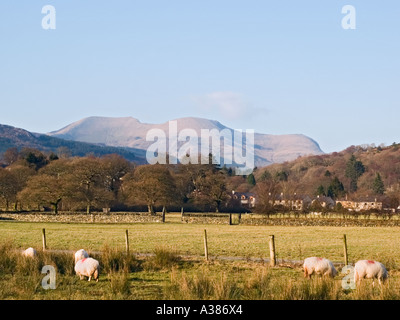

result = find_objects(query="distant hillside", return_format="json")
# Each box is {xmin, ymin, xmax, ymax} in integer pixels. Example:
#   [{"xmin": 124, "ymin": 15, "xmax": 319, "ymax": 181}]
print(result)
[
  {"xmin": 48, "ymin": 116, "xmax": 324, "ymax": 167},
  {"xmin": 0, "ymin": 124, "xmax": 146, "ymax": 163},
  {"xmin": 254, "ymin": 144, "xmax": 400, "ymax": 203}
]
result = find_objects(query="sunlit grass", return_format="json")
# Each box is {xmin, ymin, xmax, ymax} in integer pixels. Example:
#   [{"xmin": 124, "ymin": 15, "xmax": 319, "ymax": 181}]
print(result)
[
  {"xmin": 1, "ymin": 218, "xmax": 400, "ymax": 267},
  {"xmin": 1, "ymin": 239, "xmax": 400, "ymax": 300}
]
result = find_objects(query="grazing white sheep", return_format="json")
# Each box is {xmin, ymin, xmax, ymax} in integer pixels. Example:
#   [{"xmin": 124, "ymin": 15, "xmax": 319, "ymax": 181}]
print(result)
[
  {"xmin": 22, "ymin": 247, "xmax": 37, "ymax": 258},
  {"xmin": 354, "ymin": 260, "xmax": 388, "ymax": 286},
  {"xmin": 74, "ymin": 249, "xmax": 89, "ymax": 264},
  {"xmin": 303, "ymin": 257, "xmax": 337, "ymax": 278},
  {"xmin": 74, "ymin": 257, "xmax": 100, "ymax": 282}
]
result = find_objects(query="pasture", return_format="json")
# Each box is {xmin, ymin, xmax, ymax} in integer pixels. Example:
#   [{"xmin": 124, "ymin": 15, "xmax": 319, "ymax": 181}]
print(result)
[{"xmin": 1, "ymin": 214, "xmax": 400, "ymax": 300}]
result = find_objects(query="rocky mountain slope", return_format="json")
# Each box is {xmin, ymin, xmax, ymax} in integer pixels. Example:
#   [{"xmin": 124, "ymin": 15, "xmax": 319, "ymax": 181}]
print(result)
[{"xmin": 48, "ymin": 116, "xmax": 324, "ymax": 167}]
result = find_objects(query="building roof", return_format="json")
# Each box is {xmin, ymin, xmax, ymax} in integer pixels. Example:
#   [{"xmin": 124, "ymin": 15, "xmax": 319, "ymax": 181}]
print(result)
[{"xmin": 231, "ymin": 191, "xmax": 256, "ymax": 198}]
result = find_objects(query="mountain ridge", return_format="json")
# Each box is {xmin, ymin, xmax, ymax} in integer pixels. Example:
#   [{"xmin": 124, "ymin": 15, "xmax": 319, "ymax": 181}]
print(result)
[
  {"xmin": 48, "ymin": 116, "xmax": 324, "ymax": 167},
  {"xmin": 0, "ymin": 123, "xmax": 146, "ymax": 163}
]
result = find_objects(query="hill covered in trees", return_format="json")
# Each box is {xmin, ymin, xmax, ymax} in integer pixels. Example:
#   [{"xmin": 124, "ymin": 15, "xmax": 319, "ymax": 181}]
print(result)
[
  {"xmin": 0, "ymin": 124, "xmax": 146, "ymax": 163},
  {"xmin": 253, "ymin": 143, "xmax": 400, "ymax": 208}
]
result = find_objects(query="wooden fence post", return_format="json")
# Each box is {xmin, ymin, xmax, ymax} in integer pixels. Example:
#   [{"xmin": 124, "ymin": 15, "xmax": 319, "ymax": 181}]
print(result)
[
  {"xmin": 181, "ymin": 207, "xmax": 184, "ymax": 221},
  {"xmin": 204, "ymin": 229, "xmax": 209, "ymax": 261},
  {"xmin": 162, "ymin": 206, "xmax": 166, "ymax": 223},
  {"xmin": 42, "ymin": 228, "xmax": 47, "ymax": 251},
  {"xmin": 125, "ymin": 230, "xmax": 130, "ymax": 255},
  {"xmin": 269, "ymin": 235, "xmax": 276, "ymax": 267},
  {"xmin": 343, "ymin": 234, "xmax": 348, "ymax": 265}
]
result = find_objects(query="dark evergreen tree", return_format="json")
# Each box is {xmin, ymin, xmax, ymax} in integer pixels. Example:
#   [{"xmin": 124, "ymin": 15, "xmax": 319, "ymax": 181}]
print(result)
[
  {"xmin": 324, "ymin": 170, "xmax": 331, "ymax": 177},
  {"xmin": 327, "ymin": 177, "xmax": 345, "ymax": 199},
  {"xmin": 345, "ymin": 155, "xmax": 365, "ymax": 192},
  {"xmin": 372, "ymin": 172, "xmax": 385, "ymax": 195},
  {"xmin": 275, "ymin": 170, "xmax": 288, "ymax": 182},
  {"xmin": 316, "ymin": 185, "xmax": 326, "ymax": 196},
  {"xmin": 247, "ymin": 173, "xmax": 256, "ymax": 186}
]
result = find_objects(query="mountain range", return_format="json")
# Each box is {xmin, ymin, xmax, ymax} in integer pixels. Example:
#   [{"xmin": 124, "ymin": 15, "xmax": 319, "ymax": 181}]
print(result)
[
  {"xmin": 48, "ymin": 116, "xmax": 324, "ymax": 167},
  {"xmin": 0, "ymin": 116, "xmax": 324, "ymax": 167}
]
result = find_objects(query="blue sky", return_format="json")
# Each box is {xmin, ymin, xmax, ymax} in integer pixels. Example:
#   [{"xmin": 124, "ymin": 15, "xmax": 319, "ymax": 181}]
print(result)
[{"xmin": 0, "ymin": 1, "xmax": 399, "ymax": 153}]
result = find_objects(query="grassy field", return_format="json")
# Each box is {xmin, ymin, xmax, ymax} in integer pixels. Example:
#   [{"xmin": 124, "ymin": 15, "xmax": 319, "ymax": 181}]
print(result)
[
  {"xmin": 1, "ymin": 215, "xmax": 400, "ymax": 300},
  {"xmin": 1, "ymin": 214, "xmax": 400, "ymax": 265}
]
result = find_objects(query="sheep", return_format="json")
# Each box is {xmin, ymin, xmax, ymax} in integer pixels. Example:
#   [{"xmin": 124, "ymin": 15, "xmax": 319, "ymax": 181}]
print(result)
[
  {"xmin": 74, "ymin": 249, "xmax": 89, "ymax": 264},
  {"xmin": 74, "ymin": 257, "xmax": 100, "ymax": 282},
  {"xmin": 22, "ymin": 247, "xmax": 37, "ymax": 258},
  {"xmin": 303, "ymin": 257, "xmax": 337, "ymax": 278},
  {"xmin": 354, "ymin": 260, "xmax": 388, "ymax": 286}
]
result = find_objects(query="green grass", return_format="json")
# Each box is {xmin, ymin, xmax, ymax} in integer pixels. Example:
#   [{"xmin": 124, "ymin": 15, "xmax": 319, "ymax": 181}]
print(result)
[
  {"xmin": 1, "ymin": 239, "xmax": 400, "ymax": 300},
  {"xmin": 1, "ymin": 216, "xmax": 400, "ymax": 266},
  {"xmin": 2, "ymin": 215, "xmax": 400, "ymax": 300}
]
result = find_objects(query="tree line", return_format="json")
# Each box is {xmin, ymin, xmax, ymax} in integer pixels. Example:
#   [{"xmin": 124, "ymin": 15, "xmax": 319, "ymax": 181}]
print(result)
[
  {"xmin": 1, "ymin": 144, "xmax": 399, "ymax": 215},
  {"xmin": 0, "ymin": 148, "xmax": 241, "ymax": 214}
]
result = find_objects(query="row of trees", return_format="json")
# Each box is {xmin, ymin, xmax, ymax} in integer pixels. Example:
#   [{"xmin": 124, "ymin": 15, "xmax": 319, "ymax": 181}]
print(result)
[
  {"xmin": 0, "ymin": 148, "xmax": 237, "ymax": 214},
  {"xmin": 1, "ymin": 152, "xmax": 131, "ymax": 213},
  {"xmin": 1, "ymin": 146, "xmax": 398, "ymax": 215}
]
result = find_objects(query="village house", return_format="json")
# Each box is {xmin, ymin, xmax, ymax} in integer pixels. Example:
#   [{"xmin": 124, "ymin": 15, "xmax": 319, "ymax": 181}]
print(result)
[
  {"xmin": 232, "ymin": 190, "xmax": 384, "ymax": 213},
  {"xmin": 335, "ymin": 198, "xmax": 383, "ymax": 212},
  {"xmin": 272, "ymin": 193, "xmax": 312, "ymax": 211},
  {"xmin": 311, "ymin": 195, "xmax": 335, "ymax": 209},
  {"xmin": 231, "ymin": 191, "xmax": 256, "ymax": 208}
]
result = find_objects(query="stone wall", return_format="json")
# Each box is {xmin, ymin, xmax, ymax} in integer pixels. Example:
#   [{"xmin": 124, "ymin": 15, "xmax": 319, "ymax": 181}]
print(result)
[
  {"xmin": 239, "ymin": 216, "xmax": 400, "ymax": 227},
  {"xmin": 0, "ymin": 212, "xmax": 163, "ymax": 224},
  {"xmin": 181, "ymin": 213, "xmax": 231, "ymax": 225},
  {"xmin": 3, "ymin": 212, "xmax": 399, "ymax": 227}
]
